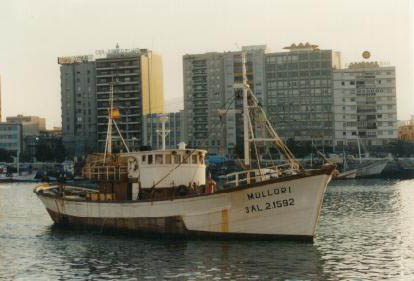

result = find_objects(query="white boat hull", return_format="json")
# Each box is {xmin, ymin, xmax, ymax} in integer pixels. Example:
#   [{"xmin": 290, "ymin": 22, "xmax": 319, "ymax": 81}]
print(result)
[
  {"xmin": 356, "ymin": 160, "xmax": 388, "ymax": 178},
  {"xmin": 35, "ymin": 170, "xmax": 333, "ymax": 241}
]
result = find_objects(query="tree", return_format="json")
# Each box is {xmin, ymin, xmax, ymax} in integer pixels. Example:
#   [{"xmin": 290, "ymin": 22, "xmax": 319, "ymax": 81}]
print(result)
[
  {"xmin": 0, "ymin": 149, "xmax": 13, "ymax": 162},
  {"xmin": 52, "ymin": 139, "xmax": 66, "ymax": 162},
  {"xmin": 35, "ymin": 142, "xmax": 53, "ymax": 162}
]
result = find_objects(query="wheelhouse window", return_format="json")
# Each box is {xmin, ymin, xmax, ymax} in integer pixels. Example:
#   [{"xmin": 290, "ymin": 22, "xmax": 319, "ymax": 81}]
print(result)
[
  {"xmin": 148, "ymin": 155, "xmax": 153, "ymax": 164},
  {"xmin": 155, "ymin": 154, "xmax": 163, "ymax": 164},
  {"xmin": 182, "ymin": 154, "xmax": 188, "ymax": 164},
  {"xmin": 142, "ymin": 155, "xmax": 146, "ymax": 163},
  {"xmin": 192, "ymin": 154, "xmax": 198, "ymax": 164},
  {"xmin": 165, "ymin": 154, "xmax": 172, "ymax": 164},
  {"xmin": 173, "ymin": 154, "xmax": 180, "ymax": 164}
]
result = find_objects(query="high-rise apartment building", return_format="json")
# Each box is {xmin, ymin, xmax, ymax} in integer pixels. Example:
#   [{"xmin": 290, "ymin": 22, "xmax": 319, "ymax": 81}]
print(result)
[
  {"xmin": 265, "ymin": 43, "xmax": 341, "ymax": 146},
  {"xmin": 183, "ymin": 45, "xmax": 266, "ymax": 156},
  {"xmin": 183, "ymin": 44, "xmax": 341, "ymax": 157},
  {"xmin": 59, "ymin": 47, "xmax": 164, "ymax": 156},
  {"xmin": 59, "ymin": 55, "xmax": 97, "ymax": 157},
  {"xmin": 95, "ymin": 48, "xmax": 164, "ymax": 151},
  {"xmin": 333, "ymin": 62, "xmax": 397, "ymax": 147}
]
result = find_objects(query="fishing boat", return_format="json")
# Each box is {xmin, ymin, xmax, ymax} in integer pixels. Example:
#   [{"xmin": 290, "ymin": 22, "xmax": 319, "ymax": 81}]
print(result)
[
  {"xmin": 352, "ymin": 138, "xmax": 388, "ymax": 178},
  {"xmin": 34, "ymin": 52, "xmax": 335, "ymax": 241},
  {"xmin": 354, "ymin": 159, "xmax": 388, "ymax": 178}
]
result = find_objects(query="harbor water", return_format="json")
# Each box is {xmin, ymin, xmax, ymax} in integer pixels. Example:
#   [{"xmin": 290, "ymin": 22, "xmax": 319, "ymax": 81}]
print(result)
[{"xmin": 1, "ymin": 179, "xmax": 414, "ymax": 280}]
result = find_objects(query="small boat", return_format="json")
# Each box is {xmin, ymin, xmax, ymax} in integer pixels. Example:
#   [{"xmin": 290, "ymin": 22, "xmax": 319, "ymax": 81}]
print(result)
[
  {"xmin": 34, "ymin": 52, "xmax": 335, "ymax": 241},
  {"xmin": 355, "ymin": 159, "xmax": 388, "ymax": 178},
  {"xmin": 335, "ymin": 169, "xmax": 357, "ymax": 180},
  {"xmin": 377, "ymin": 158, "xmax": 414, "ymax": 179},
  {"xmin": 352, "ymin": 138, "xmax": 388, "ymax": 178}
]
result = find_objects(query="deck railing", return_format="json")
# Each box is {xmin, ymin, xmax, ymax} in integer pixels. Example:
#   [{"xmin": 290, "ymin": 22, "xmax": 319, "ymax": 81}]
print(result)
[
  {"xmin": 224, "ymin": 164, "xmax": 295, "ymax": 187},
  {"xmin": 82, "ymin": 164, "xmax": 128, "ymax": 181}
]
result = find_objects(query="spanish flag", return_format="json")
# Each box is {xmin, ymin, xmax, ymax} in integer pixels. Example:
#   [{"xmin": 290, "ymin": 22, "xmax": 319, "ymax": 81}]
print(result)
[{"xmin": 111, "ymin": 108, "xmax": 121, "ymax": 120}]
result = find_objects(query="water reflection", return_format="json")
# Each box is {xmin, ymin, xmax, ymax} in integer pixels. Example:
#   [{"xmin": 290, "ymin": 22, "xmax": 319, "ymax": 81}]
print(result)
[{"xmin": 35, "ymin": 226, "xmax": 331, "ymax": 280}]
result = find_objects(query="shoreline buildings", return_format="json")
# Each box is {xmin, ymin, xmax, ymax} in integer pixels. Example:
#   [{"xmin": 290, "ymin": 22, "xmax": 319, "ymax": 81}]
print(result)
[
  {"xmin": 183, "ymin": 44, "xmax": 397, "ymax": 157},
  {"xmin": 183, "ymin": 43, "xmax": 342, "ymax": 157},
  {"xmin": 57, "ymin": 43, "xmax": 399, "ymax": 159}
]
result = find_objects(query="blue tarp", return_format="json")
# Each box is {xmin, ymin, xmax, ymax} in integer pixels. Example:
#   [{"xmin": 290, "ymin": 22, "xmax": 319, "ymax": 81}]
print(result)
[{"xmin": 206, "ymin": 155, "xmax": 230, "ymax": 164}]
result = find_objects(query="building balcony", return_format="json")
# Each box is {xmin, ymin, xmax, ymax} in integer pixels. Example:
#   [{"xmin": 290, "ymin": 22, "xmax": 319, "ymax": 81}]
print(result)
[
  {"xmin": 96, "ymin": 104, "xmax": 140, "ymax": 110},
  {"xmin": 96, "ymin": 65, "xmax": 139, "ymax": 71},
  {"xmin": 96, "ymin": 89, "xmax": 140, "ymax": 94},
  {"xmin": 96, "ymin": 72, "xmax": 139, "ymax": 78},
  {"xmin": 97, "ymin": 96, "xmax": 140, "ymax": 102},
  {"xmin": 96, "ymin": 80, "xmax": 139, "ymax": 86}
]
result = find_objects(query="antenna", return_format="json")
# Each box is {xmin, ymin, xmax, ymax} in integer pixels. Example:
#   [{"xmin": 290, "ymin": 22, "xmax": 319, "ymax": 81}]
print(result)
[{"xmin": 156, "ymin": 114, "xmax": 170, "ymax": 150}]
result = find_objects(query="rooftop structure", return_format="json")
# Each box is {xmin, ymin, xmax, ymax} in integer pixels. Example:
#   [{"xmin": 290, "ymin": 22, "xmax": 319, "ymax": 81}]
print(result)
[{"xmin": 6, "ymin": 115, "xmax": 46, "ymax": 136}]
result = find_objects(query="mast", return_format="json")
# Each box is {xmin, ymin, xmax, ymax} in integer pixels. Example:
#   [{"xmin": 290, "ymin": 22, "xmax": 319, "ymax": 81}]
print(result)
[
  {"xmin": 357, "ymin": 137, "xmax": 362, "ymax": 164},
  {"xmin": 104, "ymin": 79, "xmax": 130, "ymax": 163},
  {"xmin": 242, "ymin": 52, "xmax": 250, "ymax": 166},
  {"xmin": 104, "ymin": 82, "xmax": 114, "ymax": 162},
  {"xmin": 238, "ymin": 51, "xmax": 300, "ymax": 171}
]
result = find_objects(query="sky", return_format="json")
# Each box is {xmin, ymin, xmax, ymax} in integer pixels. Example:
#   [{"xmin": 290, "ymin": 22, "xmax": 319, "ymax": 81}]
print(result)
[{"xmin": 0, "ymin": 0, "xmax": 413, "ymax": 128}]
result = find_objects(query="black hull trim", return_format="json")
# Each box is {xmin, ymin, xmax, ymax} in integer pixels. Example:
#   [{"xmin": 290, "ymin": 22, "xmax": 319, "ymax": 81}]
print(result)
[{"xmin": 46, "ymin": 209, "xmax": 314, "ymax": 242}]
